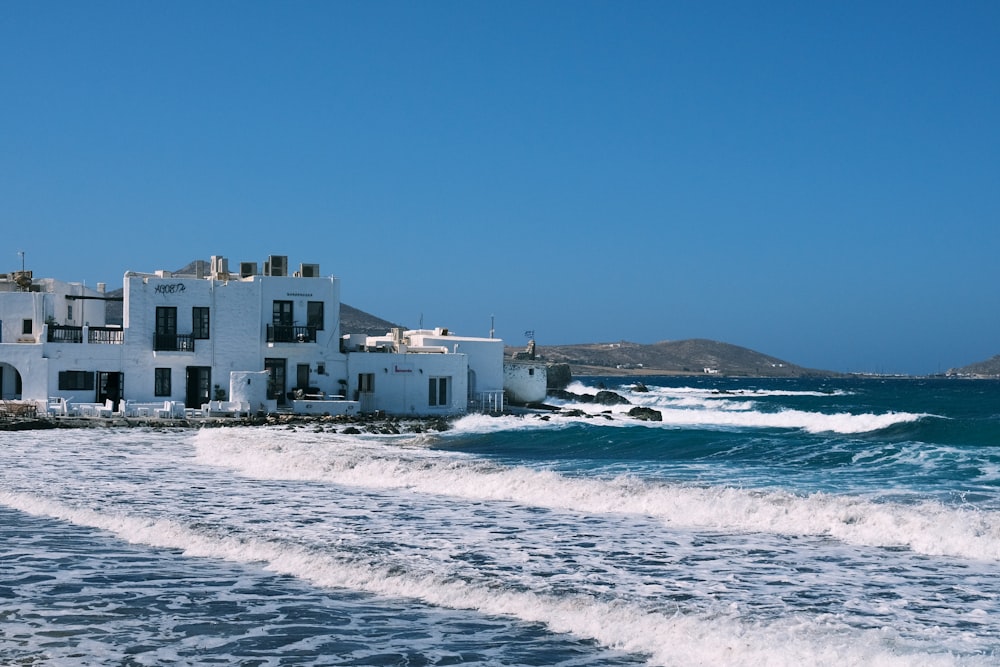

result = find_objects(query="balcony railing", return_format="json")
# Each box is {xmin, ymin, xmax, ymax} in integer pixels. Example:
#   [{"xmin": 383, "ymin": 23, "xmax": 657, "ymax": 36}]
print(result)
[
  {"xmin": 470, "ymin": 390, "xmax": 506, "ymax": 414},
  {"xmin": 90, "ymin": 327, "xmax": 124, "ymax": 344},
  {"xmin": 46, "ymin": 325, "xmax": 125, "ymax": 344},
  {"xmin": 267, "ymin": 324, "xmax": 317, "ymax": 343},
  {"xmin": 154, "ymin": 333, "xmax": 195, "ymax": 352},
  {"xmin": 48, "ymin": 324, "xmax": 83, "ymax": 343}
]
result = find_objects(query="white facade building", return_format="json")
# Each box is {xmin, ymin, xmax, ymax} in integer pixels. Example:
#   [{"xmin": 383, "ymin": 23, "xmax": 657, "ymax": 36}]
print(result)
[
  {"xmin": 344, "ymin": 328, "xmax": 505, "ymax": 416},
  {"xmin": 0, "ymin": 272, "xmax": 118, "ymax": 403},
  {"xmin": 0, "ymin": 255, "xmax": 515, "ymax": 417}
]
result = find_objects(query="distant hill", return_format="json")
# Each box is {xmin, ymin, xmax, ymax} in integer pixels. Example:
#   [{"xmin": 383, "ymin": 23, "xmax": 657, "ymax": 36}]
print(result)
[
  {"xmin": 947, "ymin": 355, "xmax": 1000, "ymax": 378},
  {"xmin": 339, "ymin": 303, "xmax": 401, "ymax": 336},
  {"xmin": 521, "ymin": 339, "xmax": 833, "ymax": 378}
]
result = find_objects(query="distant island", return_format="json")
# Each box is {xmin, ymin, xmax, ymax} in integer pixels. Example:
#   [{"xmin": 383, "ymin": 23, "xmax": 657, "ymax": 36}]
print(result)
[
  {"xmin": 508, "ymin": 339, "xmax": 833, "ymax": 378},
  {"xmin": 946, "ymin": 355, "xmax": 1000, "ymax": 378}
]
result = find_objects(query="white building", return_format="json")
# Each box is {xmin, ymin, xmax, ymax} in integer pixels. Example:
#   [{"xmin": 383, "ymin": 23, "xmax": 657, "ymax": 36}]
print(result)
[
  {"xmin": 0, "ymin": 255, "xmax": 512, "ymax": 417},
  {"xmin": 344, "ymin": 328, "xmax": 505, "ymax": 416},
  {"xmin": 0, "ymin": 271, "xmax": 119, "ymax": 404}
]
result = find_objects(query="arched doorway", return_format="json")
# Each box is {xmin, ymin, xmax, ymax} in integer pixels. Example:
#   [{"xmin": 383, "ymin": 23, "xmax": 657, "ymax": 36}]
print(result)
[{"xmin": 0, "ymin": 362, "xmax": 23, "ymax": 400}]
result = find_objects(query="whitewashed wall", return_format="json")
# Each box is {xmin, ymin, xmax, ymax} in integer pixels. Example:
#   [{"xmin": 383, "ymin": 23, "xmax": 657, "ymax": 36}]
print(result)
[
  {"xmin": 346, "ymin": 351, "xmax": 468, "ymax": 416},
  {"xmin": 407, "ymin": 332, "xmax": 504, "ymax": 396},
  {"xmin": 0, "ymin": 280, "xmax": 111, "ymax": 403},
  {"xmin": 503, "ymin": 361, "xmax": 548, "ymax": 403}
]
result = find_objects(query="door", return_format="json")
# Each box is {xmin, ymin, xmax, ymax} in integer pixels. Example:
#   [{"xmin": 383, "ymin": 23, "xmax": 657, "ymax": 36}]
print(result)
[
  {"xmin": 357, "ymin": 372, "xmax": 375, "ymax": 412},
  {"xmin": 97, "ymin": 372, "xmax": 123, "ymax": 411},
  {"xmin": 265, "ymin": 358, "xmax": 287, "ymax": 404},
  {"xmin": 155, "ymin": 306, "xmax": 178, "ymax": 350},
  {"xmin": 185, "ymin": 366, "xmax": 211, "ymax": 409},
  {"xmin": 297, "ymin": 364, "xmax": 311, "ymax": 392}
]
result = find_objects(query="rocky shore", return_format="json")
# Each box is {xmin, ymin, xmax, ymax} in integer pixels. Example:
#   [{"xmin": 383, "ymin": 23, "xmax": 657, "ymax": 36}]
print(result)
[
  {"xmin": 2, "ymin": 383, "xmax": 663, "ymax": 433},
  {"xmin": 0, "ymin": 411, "xmax": 456, "ymax": 434}
]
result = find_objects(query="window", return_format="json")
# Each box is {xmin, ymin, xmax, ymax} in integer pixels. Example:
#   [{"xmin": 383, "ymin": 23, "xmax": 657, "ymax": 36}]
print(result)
[
  {"xmin": 428, "ymin": 377, "xmax": 449, "ymax": 407},
  {"xmin": 307, "ymin": 301, "xmax": 324, "ymax": 330},
  {"xmin": 155, "ymin": 368, "xmax": 171, "ymax": 396},
  {"xmin": 156, "ymin": 307, "xmax": 177, "ymax": 335},
  {"xmin": 58, "ymin": 371, "xmax": 95, "ymax": 391},
  {"xmin": 192, "ymin": 307, "xmax": 210, "ymax": 339},
  {"xmin": 67, "ymin": 305, "xmax": 73, "ymax": 321},
  {"xmin": 155, "ymin": 306, "xmax": 177, "ymax": 350},
  {"xmin": 22, "ymin": 319, "xmax": 32, "ymax": 335},
  {"xmin": 273, "ymin": 300, "xmax": 293, "ymax": 326}
]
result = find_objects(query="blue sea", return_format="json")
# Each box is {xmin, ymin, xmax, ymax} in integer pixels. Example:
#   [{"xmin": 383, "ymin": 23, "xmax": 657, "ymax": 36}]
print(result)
[{"xmin": 3, "ymin": 376, "xmax": 1000, "ymax": 666}]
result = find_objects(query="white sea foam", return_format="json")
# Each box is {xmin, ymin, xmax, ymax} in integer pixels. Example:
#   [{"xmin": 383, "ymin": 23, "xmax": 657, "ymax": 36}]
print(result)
[
  {"xmin": 516, "ymin": 400, "xmax": 925, "ymax": 434},
  {"xmin": 0, "ymin": 491, "xmax": 980, "ymax": 667},
  {"xmin": 551, "ymin": 382, "xmax": 925, "ymax": 434},
  {"xmin": 192, "ymin": 429, "xmax": 1000, "ymax": 562},
  {"xmin": 569, "ymin": 381, "xmax": 850, "ymax": 399}
]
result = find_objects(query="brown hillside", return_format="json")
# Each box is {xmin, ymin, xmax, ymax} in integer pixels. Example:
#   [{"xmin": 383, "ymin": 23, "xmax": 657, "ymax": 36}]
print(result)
[
  {"xmin": 948, "ymin": 355, "xmax": 1000, "ymax": 377},
  {"xmin": 527, "ymin": 339, "xmax": 832, "ymax": 377}
]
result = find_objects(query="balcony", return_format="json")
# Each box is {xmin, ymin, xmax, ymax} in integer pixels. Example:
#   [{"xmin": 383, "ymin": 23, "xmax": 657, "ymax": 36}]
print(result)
[
  {"xmin": 154, "ymin": 332, "xmax": 195, "ymax": 352},
  {"xmin": 48, "ymin": 324, "xmax": 83, "ymax": 343},
  {"xmin": 47, "ymin": 325, "xmax": 124, "ymax": 344},
  {"xmin": 267, "ymin": 324, "xmax": 317, "ymax": 343},
  {"xmin": 89, "ymin": 327, "xmax": 124, "ymax": 344}
]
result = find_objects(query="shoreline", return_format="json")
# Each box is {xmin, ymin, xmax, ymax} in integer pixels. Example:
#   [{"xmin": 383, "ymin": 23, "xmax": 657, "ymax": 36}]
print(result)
[{"xmin": 0, "ymin": 412, "xmax": 459, "ymax": 434}]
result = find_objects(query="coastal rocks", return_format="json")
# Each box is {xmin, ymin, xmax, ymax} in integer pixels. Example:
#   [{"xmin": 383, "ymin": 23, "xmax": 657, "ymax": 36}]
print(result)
[
  {"xmin": 547, "ymin": 389, "xmax": 583, "ymax": 402},
  {"xmin": 262, "ymin": 413, "xmax": 454, "ymax": 434},
  {"xmin": 546, "ymin": 363, "xmax": 572, "ymax": 390},
  {"xmin": 627, "ymin": 406, "xmax": 663, "ymax": 421},
  {"xmin": 547, "ymin": 389, "xmax": 630, "ymax": 405},
  {"xmin": 594, "ymin": 390, "xmax": 630, "ymax": 405},
  {"xmin": 545, "ymin": 385, "xmax": 663, "ymax": 422}
]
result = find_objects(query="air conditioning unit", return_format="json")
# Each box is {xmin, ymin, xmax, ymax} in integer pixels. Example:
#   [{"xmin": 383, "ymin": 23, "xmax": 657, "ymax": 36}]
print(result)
[
  {"xmin": 239, "ymin": 262, "xmax": 258, "ymax": 278},
  {"xmin": 299, "ymin": 263, "xmax": 320, "ymax": 278},
  {"xmin": 265, "ymin": 255, "xmax": 287, "ymax": 277}
]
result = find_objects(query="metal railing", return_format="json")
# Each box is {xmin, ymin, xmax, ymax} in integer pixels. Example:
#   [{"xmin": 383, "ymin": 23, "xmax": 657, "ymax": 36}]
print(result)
[
  {"xmin": 48, "ymin": 324, "xmax": 83, "ymax": 343},
  {"xmin": 46, "ymin": 325, "xmax": 124, "ymax": 344},
  {"xmin": 89, "ymin": 327, "xmax": 124, "ymax": 344},
  {"xmin": 154, "ymin": 333, "xmax": 195, "ymax": 352},
  {"xmin": 470, "ymin": 390, "xmax": 506, "ymax": 413},
  {"xmin": 267, "ymin": 324, "xmax": 317, "ymax": 343}
]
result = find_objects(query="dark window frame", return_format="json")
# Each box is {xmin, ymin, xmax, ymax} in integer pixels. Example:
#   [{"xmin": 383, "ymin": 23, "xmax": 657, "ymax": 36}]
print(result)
[
  {"xmin": 192, "ymin": 307, "xmax": 210, "ymax": 339},
  {"xmin": 428, "ymin": 376, "xmax": 449, "ymax": 407},
  {"xmin": 273, "ymin": 300, "xmax": 293, "ymax": 326},
  {"xmin": 307, "ymin": 301, "xmax": 324, "ymax": 330},
  {"xmin": 154, "ymin": 368, "xmax": 171, "ymax": 396},
  {"xmin": 58, "ymin": 370, "xmax": 95, "ymax": 391}
]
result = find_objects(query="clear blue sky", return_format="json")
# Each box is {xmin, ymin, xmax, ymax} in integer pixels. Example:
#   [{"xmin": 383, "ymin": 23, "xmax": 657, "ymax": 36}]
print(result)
[{"xmin": 3, "ymin": 1, "xmax": 998, "ymax": 375}]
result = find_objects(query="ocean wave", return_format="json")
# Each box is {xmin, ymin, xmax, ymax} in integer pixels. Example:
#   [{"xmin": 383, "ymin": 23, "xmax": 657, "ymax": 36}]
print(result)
[
  {"xmin": 519, "ymin": 400, "xmax": 928, "ymax": 435},
  {"xmin": 567, "ymin": 381, "xmax": 851, "ymax": 399},
  {"xmin": 0, "ymin": 490, "xmax": 978, "ymax": 667},
  {"xmin": 192, "ymin": 429, "xmax": 1000, "ymax": 562},
  {"xmin": 551, "ymin": 382, "xmax": 924, "ymax": 434}
]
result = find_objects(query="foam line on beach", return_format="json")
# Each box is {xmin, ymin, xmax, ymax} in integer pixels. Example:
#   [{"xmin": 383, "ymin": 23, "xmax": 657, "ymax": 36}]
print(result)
[
  {"xmin": 0, "ymin": 490, "xmax": 974, "ymax": 667},
  {"xmin": 192, "ymin": 429, "xmax": 1000, "ymax": 562}
]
